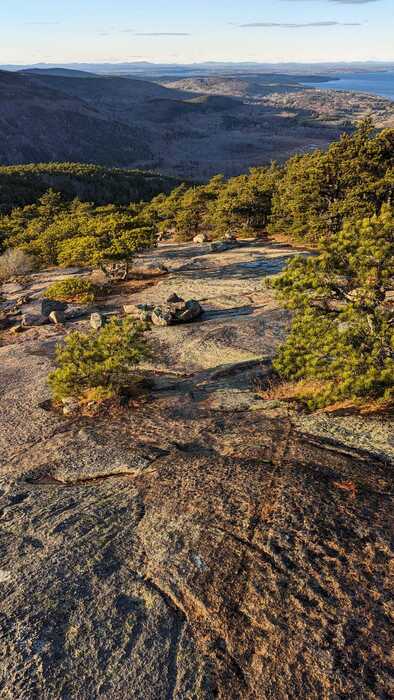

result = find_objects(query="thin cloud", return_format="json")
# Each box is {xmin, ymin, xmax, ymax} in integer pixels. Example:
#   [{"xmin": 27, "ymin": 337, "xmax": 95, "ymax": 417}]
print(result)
[
  {"xmin": 24, "ymin": 21, "xmax": 61, "ymax": 25},
  {"xmin": 135, "ymin": 32, "xmax": 191, "ymax": 37},
  {"xmin": 241, "ymin": 21, "xmax": 361, "ymax": 27}
]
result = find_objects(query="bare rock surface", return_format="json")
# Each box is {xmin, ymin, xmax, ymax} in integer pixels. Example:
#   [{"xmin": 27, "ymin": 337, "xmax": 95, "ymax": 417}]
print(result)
[{"xmin": 0, "ymin": 239, "xmax": 392, "ymax": 698}]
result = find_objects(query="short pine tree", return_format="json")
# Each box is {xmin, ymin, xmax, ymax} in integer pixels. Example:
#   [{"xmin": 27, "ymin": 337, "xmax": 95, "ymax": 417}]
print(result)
[
  {"xmin": 270, "ymin": 206, "xmax": 394, "ymax": 408},
  {"xmin": 49, "ymin": 317, "xmax": 149, "ymax": 402},
  {"xmin": 44, "ymin": 277, "xmax": 99, "ymax": 304}
]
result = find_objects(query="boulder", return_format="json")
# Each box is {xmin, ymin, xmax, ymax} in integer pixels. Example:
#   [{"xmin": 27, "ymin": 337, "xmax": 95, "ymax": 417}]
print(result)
[
  {"xmin": 41, "ymin": 298, "xmax": 68, "ymax": 318},
  {"xmin": 151, "ymin": 298, "xmax": 203, "ymax": 326},
  {"xmin": 89, "ymin": 269, "xmax": 111, "ymax": 287},
  {"xmin": 177, "ymin": 299, "xmax": 203, "ymax": 322},
  {"xmin": 125, "ymin": 296, "xmax": 203, "ymax": 327}
]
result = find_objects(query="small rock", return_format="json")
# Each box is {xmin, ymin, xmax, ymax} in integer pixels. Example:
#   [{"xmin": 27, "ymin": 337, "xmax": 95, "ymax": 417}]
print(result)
[
  {"xmin": 151, "ymin": 307, "xmax": 174, "ymax": 327},
  {"xmin": 11, "ymin": 323, "xmax": 24, "ymax": 334},
  {"xmin": 167, "ymin": 293, "xmax": 184, "ymax": 304},
  {"xmin": 193, "ymin": 233, "xmax": 209, "ymax": 244},
  {"xmin": 41, "ymin": 298, "xmax": 68, "ymax": 318},
  {"xmin": 177, "ymin": 299, "xmax": 203, "ymax": 322},
  {"xmin": 61, "ymin": 397, "xmax": 79, "ymax": 416},
  {"xmin": 49, "ymin": 310, "xmax": 65, "ymax": 325},
  {"xmin": 90, "ymin": 312, "xmax": 104, "ymax": 330},
  {"xmin": 89, "ymin": 269, "xmax": 111, "ymax": 286},
  {"xmin": 123, "ymin": 303, "xmax": 154, "ymax": 321}
]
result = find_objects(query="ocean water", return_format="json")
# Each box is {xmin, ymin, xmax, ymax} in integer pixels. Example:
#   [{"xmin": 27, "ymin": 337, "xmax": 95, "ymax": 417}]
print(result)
[{"xmin": 303, "ymin": 71, "xmax": 394, "ymax": 101}]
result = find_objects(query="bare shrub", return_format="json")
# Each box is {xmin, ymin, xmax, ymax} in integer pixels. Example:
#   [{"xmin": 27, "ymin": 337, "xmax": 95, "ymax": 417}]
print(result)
[{"xmin": 0, "ymin": 249, "xmax": 35, "ymax": 282}]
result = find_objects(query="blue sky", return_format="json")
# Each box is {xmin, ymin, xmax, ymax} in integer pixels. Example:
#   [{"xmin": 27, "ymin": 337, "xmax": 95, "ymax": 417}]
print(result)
[{"xmin": 1, "ymin": 0, "xmax": 393, "ymax": 64}]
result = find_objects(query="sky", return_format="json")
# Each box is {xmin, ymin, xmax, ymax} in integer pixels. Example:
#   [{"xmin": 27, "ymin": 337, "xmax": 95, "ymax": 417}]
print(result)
[{"xmin": 1, "ymin": 0, "xmax": 393, "ymax": 64}]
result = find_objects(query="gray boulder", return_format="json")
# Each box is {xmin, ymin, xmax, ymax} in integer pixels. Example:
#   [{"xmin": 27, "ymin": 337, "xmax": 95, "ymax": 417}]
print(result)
[
  {"xmin": 151, "ymin": 297, "xmax": 203, "ymax": 326},
  {"xmin": 125, "ymin": 296, "xmax": 203, "ymax": 327},
  {"xmin": 177, "ymin": 299, "xmax": 203, "ymax": 322}
]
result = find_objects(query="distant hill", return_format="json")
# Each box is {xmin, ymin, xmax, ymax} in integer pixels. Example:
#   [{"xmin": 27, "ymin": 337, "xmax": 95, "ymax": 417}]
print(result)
[
  {"xmin": 0, "ymin": 70, "xmax": 152, "ymax": 167},
  {"xmin": 2, "ymin": 60, "xmax": 394, "ymax": 77},
  {"xmin": 0, "ymin": 162, "xmax": 181, "ymax": 213},
  {"xmin": 20, "ymin": 68, "xmax": 98, "ymax": 78},
  {"xmin": 161, "ymin": 75, "xmax": 323, "ymax": 97}
]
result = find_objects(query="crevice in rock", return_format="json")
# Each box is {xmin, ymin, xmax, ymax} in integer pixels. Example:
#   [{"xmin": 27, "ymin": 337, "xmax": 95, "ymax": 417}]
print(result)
[{"xmin": 298, "ymin": 431, "xmax": 394, "ymax": 467}]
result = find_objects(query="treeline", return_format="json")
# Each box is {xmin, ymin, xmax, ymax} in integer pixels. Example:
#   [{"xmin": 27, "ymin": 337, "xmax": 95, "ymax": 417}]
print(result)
[
  {"xmin": 0, "ymin": 163, "xmax": 181, "ymax": 214},
  {"xmin": 1, "ymin": 122, "xmax": 392, "ymax": 265},
  {"xmin": 143, "ymin": 121, "xmax": 393, "ymax": 242}
]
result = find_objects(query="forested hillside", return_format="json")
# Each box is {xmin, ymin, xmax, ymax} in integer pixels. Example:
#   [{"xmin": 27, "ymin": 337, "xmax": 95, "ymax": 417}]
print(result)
[
  {"xmin": 0, "ymin": 163, "xmax": 180, "ymax": 213},
  {"xmin": 136, "ymin": 121, "xmax": 393, "ymax": 243},
  {"xmin": 0, "ymin": 69, "xmax": 350, "ymax": 178},
  {"xmin": 0, "ymin": 70, "xmax": 153, "ymax": 168}
]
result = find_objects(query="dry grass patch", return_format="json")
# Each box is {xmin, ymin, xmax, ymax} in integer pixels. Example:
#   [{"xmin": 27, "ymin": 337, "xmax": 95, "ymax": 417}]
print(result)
[
  {"xmin": 259, "ymin": 378, "xmax": 394, "ymax": 416},
  {"xmin": 0, "ymin": 248, "xmax": 35, "ymax": 282},
  {"xmin": 259, "ymin": 378, "xmax": 328, "ymax": 404}
]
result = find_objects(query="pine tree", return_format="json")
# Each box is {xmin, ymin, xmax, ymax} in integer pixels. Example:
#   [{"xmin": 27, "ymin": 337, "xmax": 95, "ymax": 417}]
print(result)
[
  {"xmin": 269, "ymin": 121, "xmax": 394, "ymax": 241},
  {"xmin": 270, "ymin": 206, "xmax": 394, "ymax": 407}
]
